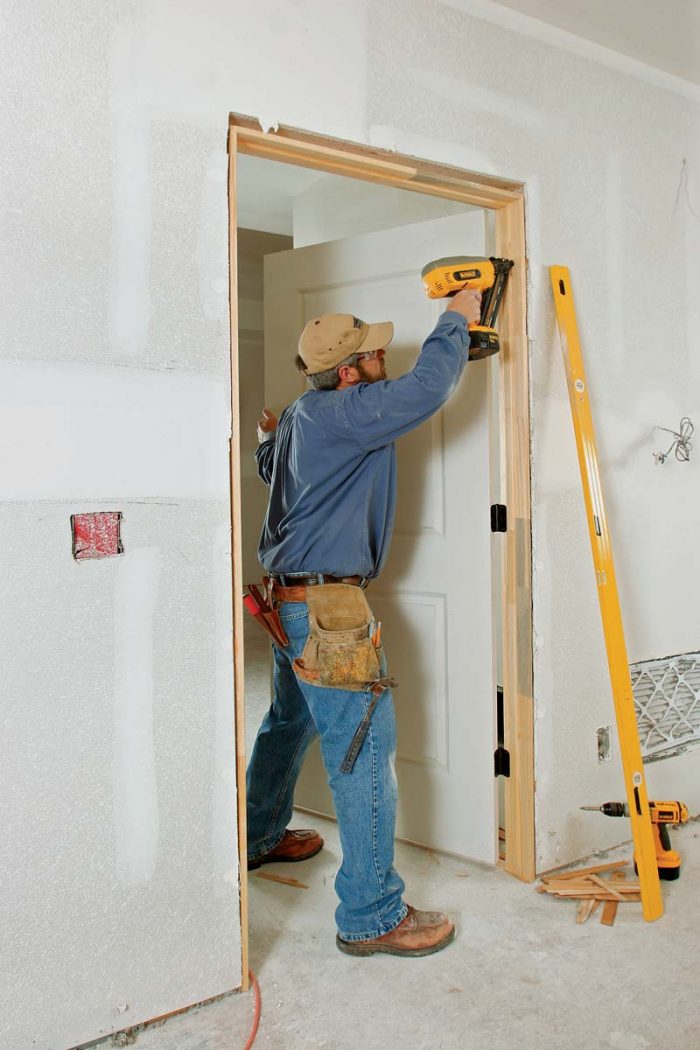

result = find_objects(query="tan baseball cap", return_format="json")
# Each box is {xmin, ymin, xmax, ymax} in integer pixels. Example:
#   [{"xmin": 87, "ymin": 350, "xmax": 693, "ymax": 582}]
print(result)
[{"xmin": 298, "ymin": 313, "xmax": 394, "ymax": 375}]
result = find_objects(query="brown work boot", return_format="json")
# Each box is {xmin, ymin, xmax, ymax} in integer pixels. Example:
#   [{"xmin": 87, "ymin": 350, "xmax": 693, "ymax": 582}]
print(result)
[
  {"xmin": 336, "ymin": 905, "xmax": 455, "ymax": 957},
  {"xmin": 248, "ymin": 829, "xmax": 324, "ymax": 871}
]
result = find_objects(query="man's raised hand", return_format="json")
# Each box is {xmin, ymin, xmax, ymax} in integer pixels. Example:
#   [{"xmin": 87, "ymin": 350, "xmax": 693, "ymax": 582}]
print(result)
[{"xmin": 257, "ymin": 408, "xmax": 278, "ymax": 444}]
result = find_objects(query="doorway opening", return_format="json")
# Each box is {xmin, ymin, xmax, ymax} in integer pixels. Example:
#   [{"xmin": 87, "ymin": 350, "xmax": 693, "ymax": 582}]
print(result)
[{"xmin": 227, "ymin": 116, "xmax": 533, "ymax": 979}]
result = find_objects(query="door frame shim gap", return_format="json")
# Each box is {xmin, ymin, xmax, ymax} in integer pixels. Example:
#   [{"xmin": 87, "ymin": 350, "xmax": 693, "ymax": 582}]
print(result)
[{"xmin": 227, "ymin": 113, "xmax": 534, "ymax": 981}]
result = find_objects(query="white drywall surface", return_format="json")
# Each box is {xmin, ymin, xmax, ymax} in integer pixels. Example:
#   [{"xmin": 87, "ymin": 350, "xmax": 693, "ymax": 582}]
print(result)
[
  {"xmin": 2, "ymin": 1, "xmax": 700, "ymax": 1043},
  {"xmin": 0, "ymin": 363, "xmax": 230, "ymax": 500}
]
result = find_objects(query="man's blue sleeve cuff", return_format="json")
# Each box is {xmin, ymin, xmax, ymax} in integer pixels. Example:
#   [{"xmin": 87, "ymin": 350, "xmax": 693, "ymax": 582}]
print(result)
[{"xmin": 438, "ymin": 309, "xmax": 469, "ymax": 327}]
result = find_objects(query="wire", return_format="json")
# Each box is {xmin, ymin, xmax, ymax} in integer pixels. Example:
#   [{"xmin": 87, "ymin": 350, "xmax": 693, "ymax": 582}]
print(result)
[
  {"xmin": 243, "ymin": 969, "xmax": 262, "ymax": 1050},
  {"xmin": 674, "ymin": 159, "xmax": 700, "ymax": 223},
  {"xmin": 653, "ymin": 417, "xmax": 694, "ymax": 464}
]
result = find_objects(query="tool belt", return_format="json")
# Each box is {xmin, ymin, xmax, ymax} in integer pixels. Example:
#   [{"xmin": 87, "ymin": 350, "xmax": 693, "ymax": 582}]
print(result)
[
  {"xmin": 269, "ymin": 573, "xmax": 366, "ymax": 602},
  {"xmin": 290, "ymin": 583, "xmax": 397, "ymax": 774},
  {"xmin": 292, "ymin": 584, "xmax": 380, "ymax": 689}
]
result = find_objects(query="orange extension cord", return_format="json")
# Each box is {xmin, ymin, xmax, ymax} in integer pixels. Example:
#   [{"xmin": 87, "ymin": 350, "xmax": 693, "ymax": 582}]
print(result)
[{"xmin": 243, "ymin": 969, "xmax": 261, "ymax": 1049}]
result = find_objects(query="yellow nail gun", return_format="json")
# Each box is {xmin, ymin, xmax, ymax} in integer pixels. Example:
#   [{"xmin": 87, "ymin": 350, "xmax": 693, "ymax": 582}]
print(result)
[{"xmin": 421, "ymin": 256, "xmax": 514, "ymax": 360}]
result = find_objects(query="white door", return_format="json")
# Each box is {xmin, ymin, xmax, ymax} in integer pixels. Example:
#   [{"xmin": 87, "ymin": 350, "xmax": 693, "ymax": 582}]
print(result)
[{"xmin": 263, "ymin": 211, "xmax": 496, "ymax": 862}]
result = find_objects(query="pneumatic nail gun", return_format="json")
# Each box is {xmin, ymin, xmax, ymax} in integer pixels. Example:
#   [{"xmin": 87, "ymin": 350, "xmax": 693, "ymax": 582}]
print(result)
[{"xmin": 421, "ymin": 256, "xmax": 514, "ymax": 360}]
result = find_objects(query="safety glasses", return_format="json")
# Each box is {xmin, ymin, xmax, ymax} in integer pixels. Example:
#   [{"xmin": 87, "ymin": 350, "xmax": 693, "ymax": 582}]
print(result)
[{"xmin": 356, "ymin": 347, "xmax": 384, "ymax": 363}]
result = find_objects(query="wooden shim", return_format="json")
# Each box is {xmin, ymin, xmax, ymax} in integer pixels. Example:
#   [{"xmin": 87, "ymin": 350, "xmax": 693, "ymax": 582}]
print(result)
[
  {"xmin": 576, "ymin": 899, "xmax": 597, "ymax": 924},
  {"xmin": 543, "ymin": 881, "xmax": 602, "ymax": 893},
  {"xmin": 541, "ymin": 860, "xmax": 627, "ymax": 883},
  {"xmin": 601, "ymin": 900, "xmax": 619, "ymax": 926},
  {"xmin": 254, "ymin": 871, "xmax": 309, "ymax": 889},
  {"xmin": 545, "ymin": 890, "xmax": 640, "ymax": 902},
  {"xmin": 589, "ymin": 874, "xmax": 624, "ymax": 900},
  {"xmin": 540, "ymin": 878, "xmax": 640, "ymax": 895}
]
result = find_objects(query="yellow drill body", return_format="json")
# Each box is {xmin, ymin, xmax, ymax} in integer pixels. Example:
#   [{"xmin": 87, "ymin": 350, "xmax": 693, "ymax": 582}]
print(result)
[{"xmin": 582, "ymin": 800, "xmax": 689, "ymax": 880}]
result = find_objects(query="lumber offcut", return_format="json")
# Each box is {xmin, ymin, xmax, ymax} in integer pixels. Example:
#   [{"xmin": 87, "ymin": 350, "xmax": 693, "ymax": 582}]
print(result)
[{"xmin": 537, "ymin": 864, "xmax": 641, "ymax": 924}]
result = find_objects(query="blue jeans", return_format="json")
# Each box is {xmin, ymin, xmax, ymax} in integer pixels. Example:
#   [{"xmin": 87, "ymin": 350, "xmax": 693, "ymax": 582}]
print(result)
[{"xmin": 246, "ymin": 600, "xmax": 407, "ymax": 941}]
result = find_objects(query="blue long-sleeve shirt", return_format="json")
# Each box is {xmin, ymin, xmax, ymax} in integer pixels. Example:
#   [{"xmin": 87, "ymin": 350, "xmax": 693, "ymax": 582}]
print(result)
[{"xmin": 255, "ymin": 310, "xmax": 470, "ymax": 579}]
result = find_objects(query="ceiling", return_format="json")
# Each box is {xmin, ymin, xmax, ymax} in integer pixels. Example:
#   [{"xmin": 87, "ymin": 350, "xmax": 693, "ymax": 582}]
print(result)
[{"xmin": 492, "ymin": 0, "xmax": 700, "ymax": 85}]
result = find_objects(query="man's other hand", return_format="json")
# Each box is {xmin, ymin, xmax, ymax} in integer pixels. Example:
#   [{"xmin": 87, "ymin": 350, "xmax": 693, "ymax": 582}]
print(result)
[
  {"xmin": 257, "ymin": 408, "xmax": 278, "ymax": 443},
  {"xmin": 447, "ymin": 288, "xmax": 482, "ymax": 325}
]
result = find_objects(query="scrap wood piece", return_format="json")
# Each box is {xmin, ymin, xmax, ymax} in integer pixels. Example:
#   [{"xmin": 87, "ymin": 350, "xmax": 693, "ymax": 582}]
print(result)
[
  {"xmin": 254, "ymin": 871, "xmax": 309, "ymax": 889},
  {"xmin": 544, "ymin": 889, "xmax": 639, "ymax": 902},
  {"xmin": 589, "ymin": 874, "xmax": 624, "ymax": 900},
  {"xmin": 601, "ymin": 900, "xmax": 619, "ymax": 926},
  {"xmin": 540, "ymin": 860, "xmax": 627, "ymax": 883},
  {"xmin": 540, "ymin": 876, "xmax": 639, "ymax": 895},
  {"xmin": 538, "ymin": 875, "xmax": 639, "ymax": 895},
  {"xmin": 576, "ymin": 898, "xmax": 597, "ymax": 924}
]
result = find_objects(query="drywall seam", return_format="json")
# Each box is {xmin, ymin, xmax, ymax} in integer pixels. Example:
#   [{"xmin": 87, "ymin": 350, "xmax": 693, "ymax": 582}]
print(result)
[{"xmin": 113, "ymin": 546, "xmax": 161, "ymax": 885}]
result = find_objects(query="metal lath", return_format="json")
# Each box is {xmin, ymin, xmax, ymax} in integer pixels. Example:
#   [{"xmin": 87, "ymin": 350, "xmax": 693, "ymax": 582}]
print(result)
[{"xmin": 630, "ymin": 653, "xmax": 700, "ymax": 758}]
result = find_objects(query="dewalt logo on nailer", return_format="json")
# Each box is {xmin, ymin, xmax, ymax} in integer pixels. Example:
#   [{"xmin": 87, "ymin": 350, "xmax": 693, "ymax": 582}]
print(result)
[{"xmin": 452, "ymin": 268, "xmax": 481, "ymax": 281}]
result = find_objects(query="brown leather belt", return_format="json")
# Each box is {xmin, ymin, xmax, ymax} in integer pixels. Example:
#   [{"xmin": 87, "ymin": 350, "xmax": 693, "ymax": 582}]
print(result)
[{"xmin": 270, "ymin": 573, "xmax": 366, "ymax": 602}]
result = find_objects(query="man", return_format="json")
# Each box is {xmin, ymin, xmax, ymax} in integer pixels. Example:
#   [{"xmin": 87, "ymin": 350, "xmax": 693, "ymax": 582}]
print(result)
[{"xmin": 246, "ymin": 288, "xmax": 482, "ymax": 957}]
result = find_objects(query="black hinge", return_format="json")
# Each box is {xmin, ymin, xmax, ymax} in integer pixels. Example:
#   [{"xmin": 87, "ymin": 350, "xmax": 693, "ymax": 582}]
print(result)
[
  {"xmin": 491, "ymin": 504, "xmax": 507, "ymax": 532},
  {"xmin": 494, "ymin": 685, "xmax": 510, "ymax": 777}
]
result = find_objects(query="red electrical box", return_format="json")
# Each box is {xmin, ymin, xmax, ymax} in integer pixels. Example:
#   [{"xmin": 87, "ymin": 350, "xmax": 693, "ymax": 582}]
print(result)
[{"xmin": 71, "ymin": 512, "xmax": 124, "ymax": 561}]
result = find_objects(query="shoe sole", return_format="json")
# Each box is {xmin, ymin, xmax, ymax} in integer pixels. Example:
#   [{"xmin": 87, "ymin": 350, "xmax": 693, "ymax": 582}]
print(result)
[
  {"xmin": 336, "ymin": 924, "xmax": 455, "ymax": 958},
  {"xmin": 247, "ymin": 841, "xmax": 324, "ymax": 872}
]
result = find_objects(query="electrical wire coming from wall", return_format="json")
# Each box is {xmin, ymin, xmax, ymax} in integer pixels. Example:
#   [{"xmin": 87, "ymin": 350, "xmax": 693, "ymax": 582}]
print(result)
[
  {"xmin": 652, "ymin": 417, "xmax": 694, "ymax": 464},
  {"xmin": 674, "ymin": 158, "xmax": 700, "ymax": 223}
]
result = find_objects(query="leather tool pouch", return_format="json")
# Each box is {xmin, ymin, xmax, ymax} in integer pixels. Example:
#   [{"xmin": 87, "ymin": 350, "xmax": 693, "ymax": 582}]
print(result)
[{"xmin": 293, "ymin": 584, "xmax": 390, "ymax": 692}]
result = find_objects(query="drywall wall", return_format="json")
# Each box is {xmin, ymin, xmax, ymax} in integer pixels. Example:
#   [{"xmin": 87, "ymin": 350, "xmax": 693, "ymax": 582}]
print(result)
[
  {"xmin": 3, "ymin": 4, "xmax": 700, "ymax": 1041},
  {"xmin": 1, "ymin": 3, "xmax": 243, "ymax": 1047}
]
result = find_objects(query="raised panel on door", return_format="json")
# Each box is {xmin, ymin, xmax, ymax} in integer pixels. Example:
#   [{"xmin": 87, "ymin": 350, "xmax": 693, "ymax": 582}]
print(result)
[{"xmin": 263, "ymin": 211, "xmax": 496, "ymax": 862}]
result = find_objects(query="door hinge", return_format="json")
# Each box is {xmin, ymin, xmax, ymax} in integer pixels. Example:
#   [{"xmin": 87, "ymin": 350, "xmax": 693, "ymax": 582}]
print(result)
[
  {"xmin": 491, "ymin": 504, "xmax": 507, "ymax": 532},
  {"xmin": 494, "ymin": 685, "xmax": 510, "ymax": 777},
  {"xmin": 494, "ymin": 746, "xmax": 510, "ymax": 777}
]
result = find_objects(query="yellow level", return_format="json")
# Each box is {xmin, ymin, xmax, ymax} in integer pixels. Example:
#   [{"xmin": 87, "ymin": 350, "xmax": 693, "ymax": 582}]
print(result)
[{"xmin": 549, "ymin": 266, "xmax": 663, "ymax": 922}]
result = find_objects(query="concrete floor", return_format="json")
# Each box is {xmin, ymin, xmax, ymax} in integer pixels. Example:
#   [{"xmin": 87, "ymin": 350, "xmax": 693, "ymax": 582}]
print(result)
[
  {"xmin": 120, "ymin": 816, "xmax": 699, "ymax": 1050},
  {"xmin": 118, "ymin": 631, "xmax": 700, "ymax": 1050}
]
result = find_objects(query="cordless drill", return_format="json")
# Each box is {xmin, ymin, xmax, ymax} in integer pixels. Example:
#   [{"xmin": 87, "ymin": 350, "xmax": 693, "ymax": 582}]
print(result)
[
  {"xmin": 421, "ymin": 256, "xmax": 514, "ymax": 360},
  {"xmin": 581, "ymin": 800, "xmax": 689, "ymax": 880}
]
